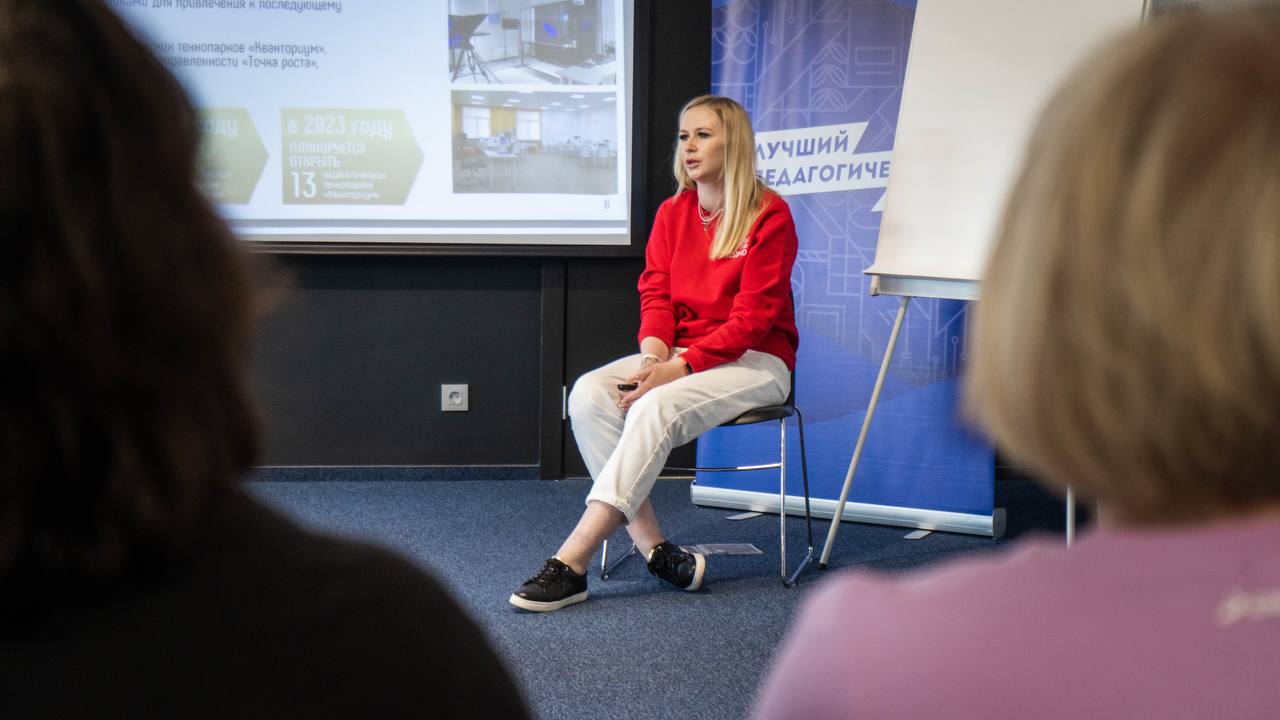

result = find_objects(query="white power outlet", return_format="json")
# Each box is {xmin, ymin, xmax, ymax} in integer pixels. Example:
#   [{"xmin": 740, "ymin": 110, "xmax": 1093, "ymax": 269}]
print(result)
[{"xmin": 441, "ymin": 384, "xmax": 469, "ymax": 412}]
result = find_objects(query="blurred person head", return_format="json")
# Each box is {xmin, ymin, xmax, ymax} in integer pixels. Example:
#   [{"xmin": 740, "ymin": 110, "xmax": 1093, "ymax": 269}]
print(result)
[
  {"xmin": 674, "ymin": 95, "xmax": 770, "ymax": 260},
  {"xmin": 967, "ymin": 3, "xmax": 1280, "ymax": 525},
  {"xmin": 0, "ymin": 0, "xmax": 260, "ymax": 589}
]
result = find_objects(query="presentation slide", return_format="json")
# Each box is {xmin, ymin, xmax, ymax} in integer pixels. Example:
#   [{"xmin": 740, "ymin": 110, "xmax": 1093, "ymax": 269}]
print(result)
[{"xmin": 109, "ymin": 0, "xmax": 632, "ymax": 246}]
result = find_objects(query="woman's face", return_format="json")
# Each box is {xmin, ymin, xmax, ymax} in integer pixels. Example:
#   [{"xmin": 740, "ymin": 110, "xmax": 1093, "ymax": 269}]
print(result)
[{"xmin": 678, "ymin": 106, "xmax": 725, "ymax": 186}]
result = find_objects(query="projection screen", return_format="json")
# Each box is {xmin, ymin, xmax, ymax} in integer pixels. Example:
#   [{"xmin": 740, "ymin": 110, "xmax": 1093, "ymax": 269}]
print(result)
[{"xmin": 110, "ymin": 0, "xmax": 637, "ymax": 253}]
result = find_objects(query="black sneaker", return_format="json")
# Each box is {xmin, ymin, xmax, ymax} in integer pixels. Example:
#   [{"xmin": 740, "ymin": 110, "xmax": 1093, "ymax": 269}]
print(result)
[
  {"xmin": 646, "ymin": 542, "xmax": 706, "ymax": 591},
  {"xmin": 509, "ymin": 557, "xmax": 589, "ymax": 612}
]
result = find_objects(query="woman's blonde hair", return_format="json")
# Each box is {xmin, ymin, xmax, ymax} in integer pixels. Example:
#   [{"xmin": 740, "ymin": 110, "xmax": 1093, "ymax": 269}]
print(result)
[
  {"xmin": 673, "ymin": 95, "xmax": 771, "ymax": 260},
  {"xmin": 966, "ymin": 5, "xmax": 1280, "ymax": 525}
]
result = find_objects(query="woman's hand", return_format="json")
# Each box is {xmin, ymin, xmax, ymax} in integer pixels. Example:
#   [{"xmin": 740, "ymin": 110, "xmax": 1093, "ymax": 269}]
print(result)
[{"xmin": 620, "ymin": 358, "xmax": 687, "ymax": 410}]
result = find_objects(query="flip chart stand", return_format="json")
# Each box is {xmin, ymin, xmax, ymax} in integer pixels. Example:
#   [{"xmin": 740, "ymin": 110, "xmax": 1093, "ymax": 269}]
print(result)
[{"xmin": 818, "ymin": 295, "xmax": 908, "ymax": 568}]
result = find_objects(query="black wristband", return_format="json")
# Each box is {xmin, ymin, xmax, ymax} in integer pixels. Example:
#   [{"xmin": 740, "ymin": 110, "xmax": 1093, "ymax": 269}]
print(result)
[{"xmin": 682, "ymin": 359, "xmax": 693, "ymax": 375}]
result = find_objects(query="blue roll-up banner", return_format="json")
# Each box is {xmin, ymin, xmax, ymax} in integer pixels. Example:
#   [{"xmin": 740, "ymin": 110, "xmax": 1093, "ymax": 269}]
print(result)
[{"xmin": 694, "ymin": 0, "xmax": 998, "ymax": 536}]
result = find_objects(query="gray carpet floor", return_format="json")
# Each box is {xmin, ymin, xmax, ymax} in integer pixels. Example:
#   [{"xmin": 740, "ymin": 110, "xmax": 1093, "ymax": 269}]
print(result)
[{"xmin": 247, "ymin": 471, "xmax": 1058, "ymax": 720}]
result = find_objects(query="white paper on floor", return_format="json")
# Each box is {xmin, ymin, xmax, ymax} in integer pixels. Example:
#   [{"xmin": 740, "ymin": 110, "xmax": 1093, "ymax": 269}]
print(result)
[{"xmin": 682, "ymin": 543, "xmax": 763, "ymax": 556}]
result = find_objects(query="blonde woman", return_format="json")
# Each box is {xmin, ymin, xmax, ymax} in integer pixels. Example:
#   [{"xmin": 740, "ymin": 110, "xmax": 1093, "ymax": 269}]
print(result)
[
  {"xmin": 511, "ymin": 96, "xmax": 799, "ymax": 612},
  {"xmin": 755, "ymin": 5, "xmax": 1280, "ymax": 716}
]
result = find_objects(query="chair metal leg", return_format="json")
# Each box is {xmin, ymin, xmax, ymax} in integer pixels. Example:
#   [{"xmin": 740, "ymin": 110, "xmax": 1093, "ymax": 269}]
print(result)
[
  {"xmin": 778, "ymin": 412, "xmax": 816, "ymax": 588},
  {"xmin": 1065, "ymin": 487, "xmax": 1076, "ymax": 547},
  {"xmin": 785, "ymin": 406, "xmax": 814, "ymax": 587},
  {"xmin": 599, "ymin": 538, "xmax": 637, "ymax": 580},
  {"xmin": 779, "ymin": 417, "xmax": 787, "ymax": 584}
]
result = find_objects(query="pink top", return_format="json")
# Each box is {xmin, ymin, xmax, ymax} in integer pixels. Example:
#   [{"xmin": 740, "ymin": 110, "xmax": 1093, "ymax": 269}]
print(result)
[
  {"xmin": 637, "ymin": 190, "xmax": 799, "ymax": 372},
  {"xmin": 755, "ymin": 516, "xmax": 1280, "ymax": 719}
]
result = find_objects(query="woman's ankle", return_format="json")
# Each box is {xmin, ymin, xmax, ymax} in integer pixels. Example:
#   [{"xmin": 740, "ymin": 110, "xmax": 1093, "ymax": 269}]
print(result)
[
  {"xmin": 635, "ymin": 538, "xmax": 664, "ymax": 561},
  {"xmin": 552, "ymin": 554, "xmax": 587, "ymax": 576}
]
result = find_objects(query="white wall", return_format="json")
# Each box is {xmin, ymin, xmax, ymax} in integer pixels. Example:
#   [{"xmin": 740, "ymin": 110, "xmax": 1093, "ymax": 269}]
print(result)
[
  {"xmin": 583, "ymin": 106, "xmax": 615, "ymax": 144},
  {"xmin": 541, "ymin": 106, "xmax": 615, "ymax": 145},
  {"xmin": 541, "ymin": 110, "xmax": 577, "ymax": 145},
  {"xmin": 600, "ymin": 0, "xmax": 615, "ymax": 50}
]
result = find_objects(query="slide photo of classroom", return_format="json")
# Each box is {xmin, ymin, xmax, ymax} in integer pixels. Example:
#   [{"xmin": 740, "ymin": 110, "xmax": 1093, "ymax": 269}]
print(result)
[
  {"xmin": 447, "ymin": 0, "xmax": 620, "ymax": 85},
  {"xmin": 452, "ymin": 90, "xmax": 618, "ymax": 195}
]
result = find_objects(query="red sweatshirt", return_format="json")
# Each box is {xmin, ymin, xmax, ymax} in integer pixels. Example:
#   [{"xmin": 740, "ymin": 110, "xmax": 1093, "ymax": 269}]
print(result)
[{"xmin": 637, "ymin": 189, "xmax": 799, "ymax": 371}]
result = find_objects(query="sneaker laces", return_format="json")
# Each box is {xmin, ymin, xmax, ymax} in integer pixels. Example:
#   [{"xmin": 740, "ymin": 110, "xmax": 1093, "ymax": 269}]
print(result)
[
  {"xmin": 525, "ymin": 559, "xmax": 567, "ymax": 588},
  {"xmin": 648, "ymin": 544, "xmax": 680, "ymax": 575}
]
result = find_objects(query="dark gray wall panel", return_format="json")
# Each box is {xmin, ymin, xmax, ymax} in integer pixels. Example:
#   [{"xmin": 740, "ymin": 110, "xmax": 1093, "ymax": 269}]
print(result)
[{"xmin": 252, "ymin": 255, "xmax": 541, "ymax": 465}]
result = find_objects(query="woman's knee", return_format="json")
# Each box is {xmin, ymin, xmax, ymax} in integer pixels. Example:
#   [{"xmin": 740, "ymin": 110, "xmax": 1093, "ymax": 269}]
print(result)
[{"xmin": 567, "ymin": 373, "xmax": 615, "ymax": 422}]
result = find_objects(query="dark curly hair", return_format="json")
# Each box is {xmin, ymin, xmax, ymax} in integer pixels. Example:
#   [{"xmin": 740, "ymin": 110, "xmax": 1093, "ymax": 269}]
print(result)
[{"xmin": 0, "ymin": 0, "xmax": 260, "ymax": 587}]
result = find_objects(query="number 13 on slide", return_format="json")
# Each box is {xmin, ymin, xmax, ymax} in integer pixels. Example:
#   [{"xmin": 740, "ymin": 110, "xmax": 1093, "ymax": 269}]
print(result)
[{"xmin": 280, "ymin": 109, "xmax": 424, "ymax": 205}]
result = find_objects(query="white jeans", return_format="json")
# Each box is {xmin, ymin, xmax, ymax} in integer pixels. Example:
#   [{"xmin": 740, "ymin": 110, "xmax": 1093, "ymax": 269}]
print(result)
[{"xmin": 568, "ymin": 349, "xmax": 790, "ymax": 521}]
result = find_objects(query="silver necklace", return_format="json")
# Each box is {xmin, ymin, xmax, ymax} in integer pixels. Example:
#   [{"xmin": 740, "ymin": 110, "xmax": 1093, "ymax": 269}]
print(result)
[{"xmin": 698, "ymin": 203, "xmax": 722, "ymax": 229}]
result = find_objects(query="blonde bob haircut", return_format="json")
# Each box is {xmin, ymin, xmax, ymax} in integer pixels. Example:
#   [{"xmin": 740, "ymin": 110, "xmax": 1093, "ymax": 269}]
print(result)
[
  {"xmin": 966, "ymin": 4, "xmax": 1280, "ymax": 525},
  {"xmin": 673, "ymin": 95, "xmax": 772, "ymax": 260}
]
